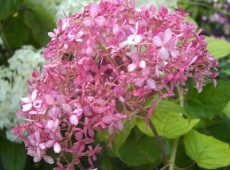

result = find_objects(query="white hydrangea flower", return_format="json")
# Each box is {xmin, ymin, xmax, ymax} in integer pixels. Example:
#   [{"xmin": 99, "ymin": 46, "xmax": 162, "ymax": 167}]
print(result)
[
  {"xmin": 0, "ymin": 46, "xmax": 45, "ymax": 141},
  {"xmin": 55, "ymin": 0, "xmax": 100, "ymax": 20}
]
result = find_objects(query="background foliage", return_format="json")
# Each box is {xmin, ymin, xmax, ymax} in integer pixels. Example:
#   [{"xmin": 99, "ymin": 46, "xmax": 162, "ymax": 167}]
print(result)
[{"xmin": 0, "ymin": 0, "xmax": 230, "ymax": 170}]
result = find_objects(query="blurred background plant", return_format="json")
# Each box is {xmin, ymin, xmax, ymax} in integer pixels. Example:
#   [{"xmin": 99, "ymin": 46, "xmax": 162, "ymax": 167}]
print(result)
[{"xmin": 0, "ymin": 0, "xmax": 229, "ymax": 170}]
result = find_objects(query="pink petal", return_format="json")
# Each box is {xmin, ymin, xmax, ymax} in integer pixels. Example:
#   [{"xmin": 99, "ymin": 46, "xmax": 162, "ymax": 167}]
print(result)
[
  {"xmin": 128, "ymin": 63, "xmax": 137, "ymax": 72},
  {"xmin": 83, "ymin": 17, "xmax": 93, "ymax": 26},
  {"xmin": 48, "ymin": 32, "xmax": 55, "ymax": 38},
  {"xmin": 153, "ymin": 36, "xmax": 163, "ymax": 47},
  {"xmin": 95, "ymin": 16, "xmax": 106, "ymax": 26},
  {"xmin": 39, "ymin": 143, "xmax": 46, "ymax": 150},
  {"xmin": 102, "ymin": 115, "xmax": 113, "ymax": 124},
  {"xmin": 54, "ymin": 142, "xmax": 61, "ymax": 153},
  {"xmin": 113, "ymin": 24, "xmax": 120, "ymax": 34},
  {"xmin": 31, "ymin": 89, "xmax": 37, "ymax": 101},
  {"xmin": 159, "ymin": 47, "xmax": 169, "ymax": 60},
  {"xmin": 43, "ymin": 155, "xmax": 54, "ymax": 164},
  {"xmin": 134, "ymin": 35, "xmax": 142, "ymax": 44},
  {"xmin": 45, "ymin": 95, "xmax": 55, "ymax": 105},
  {"xmin": 29, "ymin": 111, "xmax": 37, "ymax": 115},
  {"xmin": 90, "ymin": 3, "xmax": 99, "ymax": 18},
  {"xmin": 33, "ymin": 156, "xmax": 41, "ymax": 162},
  {"xmin": 146, "ymin": 79, "xmax": 156, "ymax": 89},
  {"xmin": 21, "ymin": 97, "xmax": 31, "ymax": 103},
  {"xmin": 45, "ymin": 140, "xmax": 54, "ymax": 148},
  {"xmin": 69, "ymin": 115, "xmax": 79, "ymax": 125},
  {"xmin": 46, "ymin": 120, "xmax": 54, "ymax": 129},
  {"xmin": 35, "ymin": 131, "xmax": 40, "ymax": 142},
  {"xmin": 139, "ymin": 60, "xmax": 146, "ymax": 68},
  {"xmin": 134, "ymin": 78, "xmax": 145, "ymax": 87},
  {"xmin": 73, "ymin": 108, "xmax": 83, "ymax": 117},
  {"xmin": 116, "ymin": 120, "xmax": 123, "ymax": 130},
  {"xmin": 62, "ymin": 104, "xmax": 72, "ymax": 113},
  {"xmin": 163, "ymin": 29, "xmax": 172, "ymax": 43},
  {"xmin": 22, "ymin": 103, "xmax": 32, "ymax": 112}
]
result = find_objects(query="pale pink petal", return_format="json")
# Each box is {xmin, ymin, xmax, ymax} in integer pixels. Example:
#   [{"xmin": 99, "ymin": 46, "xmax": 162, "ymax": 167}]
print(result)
[
  {"xmin": 163, "ymin": 29, "xmax": 172, "ymax": 43},
  {"xmin": 45, "ymin": 140, "xmax": 54, "ymax": 148},
  {"xmin": 94, "ymin": 16, "xmax": 106, "ymax": 26},
  {"xmin": 45, "ymin": 95, "xmax": 55, "ymax": 105},
  {"xmin": 116, "ymin": 120, "xmax": 123, "ymax": 130},
  {"xmin": 139, "ymin": 60, "xmax": 146, "ymax": 68},
  {"xmin": 69, "ymin": 115, "xmax": 79, "ymax": 125},
  {"xmin": 134, "ymin": 35, "xmax": 142, "ymax": 44},
  {"xmin": 22, "ymin": 103, "xmax": 32, "ymax": 112},
  {"xmin": 73, "ymin": 108, "xmax": 83, "ymax": 117},
  {"xmin": 62, "ymin": 104, "xmax": 72, "ymax": 113},
  {"xmin": 134, "ymin": 78, "xmax": 145, "ymax": 87},
  {"xmin": 153, "ymin": 36, "xmax": 163, "ymax": 47},
  {"xmin": 113, "ymin": 24, "xmax": 120, "ymax": 34},
  {"xmin": 21, "ymin": 97, "xmax": 31, "ymax": 103},
  {"xmin": 90, "ymin": 3, "xmax": 99, "ymax": 18},
  {"xmin": 83, "ymin": 17, "xmax": 92, "ymax": 26},
  {"xmin": 39, "ymin": 143, "xmax": 46, "ymax": 150},
  {"xmin": 102, "ymin": 115, "xmax": 113, "ymax": 124},
  {"xmin": 128, "ymin": 63, "xmax": 137, "ymax": 72},
  {"xmin": 31, "ymin": 89, "xmax": 37, "ymax": 101},
  {"xmin": 159, "ymin": 47, "xmax": 169, "ymax": 60},
  {"xmin": 43, "ymin": 155, "xmax": 54, "ymax": 164},
  {"xmin": 146, "ymin": 78, "xmax": 156, "ymax": 89},
  {"xmin": 48, "ymin": 32, "xmax": 55, "ymax": 38},
  {"xmin": 127, "ymin": 34, "xmax": 135, "ymax": 42},
  {"xmin": 29, "ymin": 111, "xmax": 37, "ymax": 115},
  {"xmin": 54, "ymin": 142, "xmax": 61, "ymax": 153},
  {"xmin": 46, "ymin": 120, "xmax": 54, "ymax": 129},
  {"xmin": 35, "ymin": 131, "xmax": 40, "ymax": 142},
  {"xmin": 33, "ymin": 156, "xmax": 41, "ymax": 162}
]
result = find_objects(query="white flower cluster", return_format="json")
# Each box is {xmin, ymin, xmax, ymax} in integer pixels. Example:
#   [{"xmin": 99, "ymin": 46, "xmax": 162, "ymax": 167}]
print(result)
[
  {"xmin": 55, "ymin": 0, "xmax": 99, "ymax": 20},
  {"xmin": 0, "ymin": 46, "xmax": 44, "ymax": 141}
]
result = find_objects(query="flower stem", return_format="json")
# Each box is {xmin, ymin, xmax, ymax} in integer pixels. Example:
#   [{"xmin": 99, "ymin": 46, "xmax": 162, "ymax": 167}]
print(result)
[
  {"xmin": 169, "ymin": 87, "xmax": 184, "ymax": 170},
  {"xmin": 149, "ymin": 120, "xmax": 168, "ymax": 166}
]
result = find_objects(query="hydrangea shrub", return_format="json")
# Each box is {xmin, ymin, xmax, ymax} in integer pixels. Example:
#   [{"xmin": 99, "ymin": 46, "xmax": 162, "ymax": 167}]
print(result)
[{"xmin": 13, "ymin": 0, "xmax": 219, "ymax": 169}]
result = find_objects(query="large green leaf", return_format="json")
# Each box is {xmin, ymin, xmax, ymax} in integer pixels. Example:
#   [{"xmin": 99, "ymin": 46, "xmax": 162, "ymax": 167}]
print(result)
[
  {"xmin": 97, "ymin": 118, "xmax": 136, "ymax": 157},
  {"xmin": 118, "ymin": 127, "xmax": 162, "ymax": 166},
  {"xmin": 23, "ymin": 5, "xmax": 55, "ymax": 46},
  {"xmin": 0, "ymin": 138, "xmax": 26, "ymax": 170},
  {"xmin": 184, "ymin": 130, "xmax": 230, "ymax": 169},
  {"xmin": 185, "ymin": 80, "xmax": 230, "ymax": 126},
  {"xmin": 0, "ymin": 0, "xmax": 23, "ymax": 20},
  {"xmin": 4, "ymin": 14, "xmax": 30, "ymax": 48},
  {"xmin": 137, "ymin": 100, "xmax": 199, "ymax": 138},
  {"xmin": 205, "ymin": 37, "xmax": 230, "ymax": 59}
]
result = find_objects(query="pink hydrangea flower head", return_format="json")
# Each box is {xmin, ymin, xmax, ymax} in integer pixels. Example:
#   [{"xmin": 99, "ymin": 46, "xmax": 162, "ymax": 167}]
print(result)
[{"xmin": 14, "ymin": 0, "xmax": 218, "ymax": 169}]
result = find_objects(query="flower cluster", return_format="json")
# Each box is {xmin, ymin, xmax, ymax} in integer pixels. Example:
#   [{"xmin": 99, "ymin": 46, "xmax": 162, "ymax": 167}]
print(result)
[
  {"xmin": 0, "ymin": 46, "xmax": 44, "ymax": 141},
  {"xmin": 14, "ymin": 0, "xmax": 218, "ymax": 169}
]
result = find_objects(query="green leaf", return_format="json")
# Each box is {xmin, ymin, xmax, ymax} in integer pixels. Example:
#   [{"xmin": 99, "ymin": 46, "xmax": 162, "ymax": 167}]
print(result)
[
  {"xmin": 4, "ymin": 14, "xmax": 30, "ymax": 48},
  {"xmin": 137, "ymin": 100, "xmax": 199, "ymax": 138},
  {"xmin": 97, "ymin": 118, "xmax": 136, "ymax": 157},
  {"xmin": 184, "ymin": 130, "xmax": 230, "ymax": 169},
  {"xmin": 185, "ymin": 80, "xmax": 230, "ymax": 126},
  {"xmin": 118, "ymin": 127, "xmax": 162, "ymax": 166},
  {"xmin": 223, "ymin": 101, "xmax": 230, "ymax": 119},
  {"xmin": 0, "ymin": 0, "xmax": 23, "ymax": 20},
  {"xmin": 23, "ymin": 5, "xmax": 55, "ymax": 46},
  {"xmin": 206, "ymin": 116, "xmax": 230, "ymax": 143},
  {"xmin": 0, "ymin": 138, "xmax": 26, "ymax": 170},
  {"xmin": 205, "ymin": 37, "xmax": 230, "ymax": 59}
]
